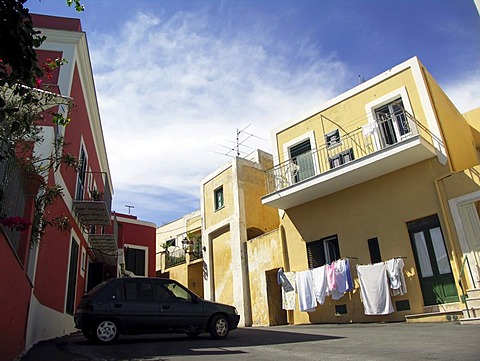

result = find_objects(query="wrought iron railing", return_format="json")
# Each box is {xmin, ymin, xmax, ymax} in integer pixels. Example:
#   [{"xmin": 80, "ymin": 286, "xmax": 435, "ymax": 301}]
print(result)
[
  {"xmin": 265, "ymin": 111, "xmax": 436, "ymax": 194},
  {"xmin": 73, "ymin": 171, "xmax": 112, "ymax": 223},
  {"xmin": 165, "ymin": 247, "xmax": 186, "ymax": 268},
  {"xmin": 189, "ymin": 241, "xmax": 203, "ymax": 261}
]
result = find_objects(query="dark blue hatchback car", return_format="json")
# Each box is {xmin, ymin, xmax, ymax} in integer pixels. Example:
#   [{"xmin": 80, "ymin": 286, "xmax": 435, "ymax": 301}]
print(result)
[{"xmin": 74, "ymin": 277, "xmax": 240, "ymax": 343}]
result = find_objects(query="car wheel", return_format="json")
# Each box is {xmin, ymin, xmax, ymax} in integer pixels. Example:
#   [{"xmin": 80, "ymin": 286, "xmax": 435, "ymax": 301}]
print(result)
[
  {"xmin": 209, "ymin": 315, "xmax": 229, "ymax": 340},
  {"xmin": 95, "ymin": 320, "xmax": 119, "ymax": 344}
]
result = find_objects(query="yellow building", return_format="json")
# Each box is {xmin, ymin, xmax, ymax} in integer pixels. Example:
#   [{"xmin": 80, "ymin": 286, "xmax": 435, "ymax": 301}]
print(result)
[
  {"xmin": 201, "ymin": 150, "xmax": 280, "ymax": 326},
  {"xmin": 262, "ymin": 56, "xmax": 480, "ymax": 324},
  {"xmin": 156, "ymin": 210, "xmax": 204, "ymax": 297}
]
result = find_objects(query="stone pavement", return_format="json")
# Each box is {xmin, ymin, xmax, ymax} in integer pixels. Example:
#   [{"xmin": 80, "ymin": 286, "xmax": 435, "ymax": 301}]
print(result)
[{"xmin": 19, "ymin": 322, "xmax": 480, "ymax": 361}]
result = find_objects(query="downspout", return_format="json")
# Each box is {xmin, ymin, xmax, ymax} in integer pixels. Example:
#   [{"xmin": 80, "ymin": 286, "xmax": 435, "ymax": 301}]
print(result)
[
  {"xmin": 433, "ymin": 170, "xmax": 462, "ymax": 292},
  {"xmin": 279, "ymin": 218, "xmax": 294, "ymax": 324}
]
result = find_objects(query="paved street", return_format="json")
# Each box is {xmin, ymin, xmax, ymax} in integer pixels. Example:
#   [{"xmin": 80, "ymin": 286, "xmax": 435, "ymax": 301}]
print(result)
[{"xmin": 20, "ymin": 322, "xmax": 480, "ymax": 361}]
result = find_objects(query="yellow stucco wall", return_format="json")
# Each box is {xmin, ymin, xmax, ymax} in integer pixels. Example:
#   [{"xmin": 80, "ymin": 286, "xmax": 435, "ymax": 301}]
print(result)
[
  {"xmin": 203, "ymin": 167, "xmax": 234, "ymax": 230},
  {"xmin": 275, "ymin": 68, "xmax": 428, "ymax": 163},
  {"xmin": 463, "ymin": 107, "xmax": 480, "ymax": 147},
  {"xmin": 246, "ymin": 229, "xmax": 283, "ymax": 326},
  {"xmin": 281, "ymin": 158, "xmax": 455, "ymax": 323},
  {"xmin": 168, "ymin": 263, "xmax": 188, "ymax": 287},
  {"xmin": 187, "ymin": 261, "xmax": 204, "ymax": 297},
  {"xmin": 421, "ymin": 67, "xmax": 478, "ymax": 172},
  {"xmin": 240, "ymin": 162, "xmax": 280, "ymax": 235},
  {"xmin": 212, "ymin": 228, "xmax": 234, "ymax": 305}
]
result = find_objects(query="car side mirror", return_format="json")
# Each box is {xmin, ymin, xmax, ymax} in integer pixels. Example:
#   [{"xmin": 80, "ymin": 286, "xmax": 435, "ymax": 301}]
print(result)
[{"xmin": 192, "ymin": 295, "xmax": 199, "ymax": 304}]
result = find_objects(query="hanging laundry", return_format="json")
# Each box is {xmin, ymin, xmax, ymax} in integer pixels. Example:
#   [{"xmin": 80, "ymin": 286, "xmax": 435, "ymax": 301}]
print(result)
[
  {"xmin": 280, "ymin": 271, "xmax": 296, "ymax": 310},
  {"xmin": 311, "ymin": 265, "xmax": 328, "ymax": 305},
  {"xmin": 356, "ymin": 263, "xmax": 394, "ymax": 315},
  {"xmin": 385, "ymin": 258, "xmax": 407, "ymax": 296},
  {"xmin": 277, "ymin": 268, "xmax": 294, "ymax": 292},
  {"xmin": 345, "ymin": 258, "xmax": 354, "ymax": 292},
  {"xmin": 296, "ymin": 270, "xmax": 317, "ymax": 312},
  {"xmin": 326, "ymin": 262, "xmax": 336, "ymax": 293}
]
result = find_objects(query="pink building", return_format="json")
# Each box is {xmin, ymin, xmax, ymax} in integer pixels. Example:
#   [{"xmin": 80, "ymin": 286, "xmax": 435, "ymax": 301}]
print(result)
[{"xmin": 0, "ymin": 15, "xmax": 156, "ymax": 360}]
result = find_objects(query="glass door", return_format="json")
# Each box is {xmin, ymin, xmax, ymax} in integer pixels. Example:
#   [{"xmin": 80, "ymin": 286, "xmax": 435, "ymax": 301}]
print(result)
[{"xmin": 408, "ymin": 215, "xmax": 458, "ymax": 305}]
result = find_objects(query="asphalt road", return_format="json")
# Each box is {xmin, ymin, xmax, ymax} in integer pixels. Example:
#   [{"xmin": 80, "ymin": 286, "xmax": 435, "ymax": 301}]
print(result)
[{"xmin": 19, "ymin": 322, "xmax": 480, "ymax": 361}]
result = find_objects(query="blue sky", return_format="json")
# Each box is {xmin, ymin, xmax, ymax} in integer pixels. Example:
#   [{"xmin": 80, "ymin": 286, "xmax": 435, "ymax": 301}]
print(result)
[{"xmin": 26, "ymin": 0, "xmax": 480, "ymax": 226}]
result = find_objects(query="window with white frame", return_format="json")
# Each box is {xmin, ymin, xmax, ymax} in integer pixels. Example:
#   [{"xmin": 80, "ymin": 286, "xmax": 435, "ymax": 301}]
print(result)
[
  {"xmin": 365, "ymin": 87, "xmax": 415, "ymax": 150},
  {"xmin": 325, "ymin": 129, "xmax": 341, "ymax": 148},
  {"xmin": 214, "ymin": 186, "xmax": 224, "ymax": 211},
  {"xmin": 329, "ymin": 148, "xmax": 355, "ymax": 169},
  {"xmin": 289, "ymin": 139, "xmax": 315, "ymax": 183},
  {"xmin": 125, "ymin": 246, "xmax": 147, "ymax": 276},
  {"xmin": 306, "ymin": 235, "xmax": 340, "ymax": 268},
  {"xmin": 374, "ymin": 98, "xmax": 410, "ymax": 146}
]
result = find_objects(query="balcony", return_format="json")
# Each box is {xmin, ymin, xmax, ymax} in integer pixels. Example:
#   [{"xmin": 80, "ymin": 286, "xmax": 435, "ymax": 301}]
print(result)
[
  {"xmin": 165, "ymin": 247, "xmax": 186, "ymax": 268},
  {"xmin": 87, "ymin": 219, "xmax": 118, "ymax": 266},
  {"xmin": 72, "ymin": 171, "xmax": 112, "ymax": 226},
  {"xmin": 262, "ymin": 111, "xmax": 440, "ymax": 210}
]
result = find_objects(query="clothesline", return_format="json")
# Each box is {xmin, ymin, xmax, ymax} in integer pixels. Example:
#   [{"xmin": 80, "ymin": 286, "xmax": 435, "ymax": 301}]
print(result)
[{"xmin": 278, "ymin": 257, "xmax": 408, "ymax": 316}]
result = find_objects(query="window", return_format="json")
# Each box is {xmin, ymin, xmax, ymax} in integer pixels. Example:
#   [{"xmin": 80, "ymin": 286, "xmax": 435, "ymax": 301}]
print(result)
[
  {"xmin": 306, "ymin": 235, "xmax": 340, "ymax": 268},
  {"xmin": 165, "ymin": 238, "xmax": 175, "ymax": 248},
  {"xmin": 374, "ymin": 98, "xmax": 410, "ymax": 146},
  {"xmin": 66, "ymin": 239, "xmax": 79, "ymax": 315},
  {"xmin": 368, "ymin": 237, "xmax": 382, "ymax": 264},
  {"xmin": 76, "ymin": 147, "xmax": 87, "ymax": 200},
  {"xmin": 125, "ymin": 247, "xmax": 146, "ymax": 276},
  {"xmin": 290, "ymin": 139, "xmax": 315, "ymax": 183},
  {"xmin": 325, "ymin": 129, "xmax": 341, "ymax": 148},
  {"xmin": 164, "ymin": 280, "xmax": 192, "ymax": 302},
  {"xmin": 122, "ymin": 281, "xmax": 154, "ymax": 301},
  {"xmin": 214, "ymin": 186, "xmax": 224, "ymax": 211},
  {"xmin": 329, "ymin": 148, "xmax": 355, "ymax": 169}
]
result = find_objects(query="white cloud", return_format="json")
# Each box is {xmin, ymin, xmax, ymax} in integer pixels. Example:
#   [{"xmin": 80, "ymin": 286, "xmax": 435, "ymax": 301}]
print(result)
[
  {"xmin": 88, "ymin": 10, "xmax": 351, "ymax": 224},
  {"xmin": 443, "ymin": 70, "xmax": 480, "ymax": 114}
]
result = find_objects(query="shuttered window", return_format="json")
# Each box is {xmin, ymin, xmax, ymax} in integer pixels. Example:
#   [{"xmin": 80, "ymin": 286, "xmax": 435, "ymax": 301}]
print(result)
[
  {"xmin": 125, "ymin": 247, "xmax": 146, "ymax": 276},
  {"xmin": 306, "ymin": 235, "xmax": 340, "ymax": 268},
  {"xmin": 290, "ymin": 139, "xmax": 315, "ymax": 183}
]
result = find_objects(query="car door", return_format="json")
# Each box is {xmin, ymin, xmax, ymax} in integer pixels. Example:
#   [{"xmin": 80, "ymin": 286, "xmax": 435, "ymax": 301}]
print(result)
[
  {"xmin": 109, "ymin": 279, "xmax": 160, "ymax": 332},
  {"xmin": 152, "ymin": 279, "xmax": 203, "ymax": 332}
]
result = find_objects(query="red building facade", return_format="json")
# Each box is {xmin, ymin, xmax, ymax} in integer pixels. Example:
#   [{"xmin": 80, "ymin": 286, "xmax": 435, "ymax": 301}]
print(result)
[{"xmin": 0, "ymin": 15, "xmax": 156, "ymax": 360}]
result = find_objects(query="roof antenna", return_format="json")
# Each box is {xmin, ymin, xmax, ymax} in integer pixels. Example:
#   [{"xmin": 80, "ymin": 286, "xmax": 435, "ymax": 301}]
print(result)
[
  {"xmin": 125, "ymin": 205, "xmax": 135, "ymax": 214},
  {"xmin": 358, "ymin": 75, "xmax": 365, "ymax": 84}
]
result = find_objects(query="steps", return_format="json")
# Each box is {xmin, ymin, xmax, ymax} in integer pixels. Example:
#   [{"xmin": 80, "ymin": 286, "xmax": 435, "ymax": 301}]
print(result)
[
  {"xmin": 405, "ymin": 302, "xmax": 463, "ymax": 323},
  {"xmin": 460, "ymin": 288, "xmax": 480, "ymax": 325}
]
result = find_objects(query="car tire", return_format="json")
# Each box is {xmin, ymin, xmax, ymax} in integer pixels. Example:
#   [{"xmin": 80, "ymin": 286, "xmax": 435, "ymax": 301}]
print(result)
[
  {"xmin": 94, "ymin": 319, "xmax": 120, "ymax": 344},
  {"xmin": 186, "ymin": 331, "xmax": 201, "ymax": 338},
  {"xmin": 209, "ymin": 315, "xmax": 229, "ymax": 340}
]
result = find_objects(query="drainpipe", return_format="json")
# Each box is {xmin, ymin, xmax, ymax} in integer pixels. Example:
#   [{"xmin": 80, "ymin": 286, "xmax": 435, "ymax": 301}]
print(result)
[
  {"xmin": 434, "ymin": 170, "xmax": 463, "ymax": 290},
  {"xmin": 279, "ymin": 222, "xmax": 294, "ymax": 324}
]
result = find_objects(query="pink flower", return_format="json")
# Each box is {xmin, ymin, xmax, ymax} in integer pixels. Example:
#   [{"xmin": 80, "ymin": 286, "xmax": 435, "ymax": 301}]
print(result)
[{"xmin": 0, "ymin": 217, "xmax": 31, "ymax": 232}]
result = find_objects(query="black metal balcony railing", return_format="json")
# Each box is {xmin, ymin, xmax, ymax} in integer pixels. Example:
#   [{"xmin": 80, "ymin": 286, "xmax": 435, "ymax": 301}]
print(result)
[
  {"xmin": 265, "ymin": 110, "xmax": 436, "ymax": 194},
  {"xmin": 189, "ymin": 241, "xmax": 203, "ymax": 261},
  {"xmin": 165, "ymin": 247, "xmax": 186, "ymax": 268},
  {"xmin": 72, "ymin": 171, "xmax": 112, "ymax": 226}
]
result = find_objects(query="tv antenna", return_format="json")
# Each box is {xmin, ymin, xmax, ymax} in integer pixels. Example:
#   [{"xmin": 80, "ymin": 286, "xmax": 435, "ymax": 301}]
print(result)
[
  {"xmin": 125, "ymin": 205, "xmax": 135, "ymax": 214},
  {"xmin": 216, "ymin": 124, "xmax": 266, "ymax": 158}
]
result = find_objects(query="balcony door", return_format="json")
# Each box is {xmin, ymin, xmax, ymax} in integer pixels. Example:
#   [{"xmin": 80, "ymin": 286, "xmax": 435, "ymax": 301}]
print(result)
[
  {"xmin": 407, "ymin": 215, "xmax": 458, "ymax": 305},
  {"xmin": 375, "ymin": 98, "xmax": 411, "ymax": 147},
  {"xmin": 289, "ymin": 139, "xmax": 315, "ymax": 183},
  {"xmin": 76, "ymin": 147, "xmax": 87, "ymax": 200}
]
